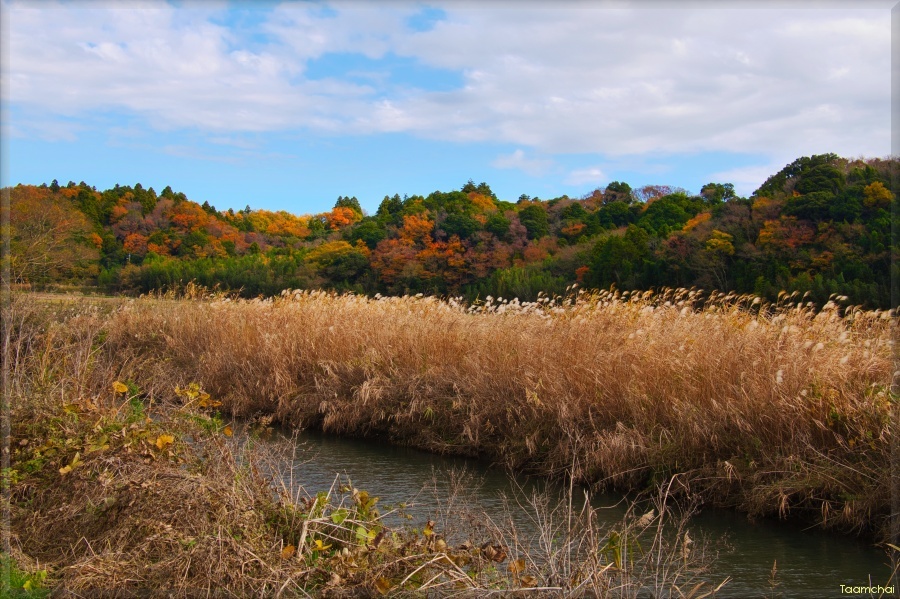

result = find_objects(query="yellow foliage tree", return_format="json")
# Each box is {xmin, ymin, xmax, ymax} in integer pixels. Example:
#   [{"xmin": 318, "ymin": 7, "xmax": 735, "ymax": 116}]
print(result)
[{"xmin": 863, "ymin": 181, "xmax": 893, "ymax": 209}]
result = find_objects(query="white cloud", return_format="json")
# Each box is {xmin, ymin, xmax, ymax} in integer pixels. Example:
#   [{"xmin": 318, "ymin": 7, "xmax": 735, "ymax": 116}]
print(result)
[
  {"xmin": 565, "ymin": 167, "xmax": 606, "ymax": 187},
  {"xmin": 3, "ymin": 1, "xmax": 891, "ymax": 165},
  {"xmin": 491, "ymin": 149, "xmax": 553, "ymax": 176},
  {"xmin": 4, "ymin": 1, "xmax": 377, "ymax": 133}
]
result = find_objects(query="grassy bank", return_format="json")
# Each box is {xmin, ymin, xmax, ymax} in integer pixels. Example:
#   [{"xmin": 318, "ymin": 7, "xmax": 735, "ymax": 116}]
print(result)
[
  {"xmin": 2, "ymin": 292, "xmax": 725, "ymax": 596},
  {"xmin": 85, "ymin": 286, "xmax": 895, "ymax": 541}
]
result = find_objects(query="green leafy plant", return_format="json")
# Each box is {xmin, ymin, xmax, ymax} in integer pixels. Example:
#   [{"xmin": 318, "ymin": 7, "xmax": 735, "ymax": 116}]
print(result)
[{"xmin": 1, "ymin": 554, "xmax": 50, "ymax": 598}]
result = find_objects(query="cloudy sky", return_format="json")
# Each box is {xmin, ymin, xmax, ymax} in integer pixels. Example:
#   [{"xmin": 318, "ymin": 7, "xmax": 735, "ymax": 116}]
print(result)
[{"xmin": 1, "ymin": 1, "xmax": 893, "ymax": 214}]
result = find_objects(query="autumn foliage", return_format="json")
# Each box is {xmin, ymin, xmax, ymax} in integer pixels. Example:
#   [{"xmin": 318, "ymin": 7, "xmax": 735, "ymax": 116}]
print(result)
[{"xmin": 4, "ymin": 154, "xmax": 896, "ymax": 308}]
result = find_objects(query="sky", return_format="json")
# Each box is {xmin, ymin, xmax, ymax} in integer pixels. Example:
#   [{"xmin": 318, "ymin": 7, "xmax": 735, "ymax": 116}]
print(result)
[{"xmin": 1, "ymin": 0, "xmax": 894, "ymax": 215}]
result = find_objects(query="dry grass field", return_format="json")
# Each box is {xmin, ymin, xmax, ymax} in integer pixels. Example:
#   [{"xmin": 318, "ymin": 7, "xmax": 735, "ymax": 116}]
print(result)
[
  {"xmin": 102, "ymin": 286, "xmax": 896, "ymax": 536},
  {"xmin": 0, "ymin": 293, "xmax": 744, "ymax": 598},
  {"xmin": 3, "ymin": 286, "xmax": 896, "ymax": 595}
]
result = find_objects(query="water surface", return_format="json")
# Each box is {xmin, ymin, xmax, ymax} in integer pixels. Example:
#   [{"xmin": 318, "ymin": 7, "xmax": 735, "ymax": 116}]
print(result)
[{"xmin": 260, "ymin": 427, "xmax": 894, "ymax": 598}]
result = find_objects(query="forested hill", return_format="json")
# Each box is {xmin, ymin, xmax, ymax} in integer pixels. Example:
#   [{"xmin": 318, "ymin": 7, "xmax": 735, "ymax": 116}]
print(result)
[{"xmin": 4, "ymin": 153, "xmax": 896, "ymax": 308}]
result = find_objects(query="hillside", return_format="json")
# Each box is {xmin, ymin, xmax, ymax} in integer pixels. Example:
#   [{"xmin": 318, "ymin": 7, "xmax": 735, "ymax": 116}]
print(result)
[{"xmin": 3, "ymin": 153, "xmax": 896, "ymax": 307}]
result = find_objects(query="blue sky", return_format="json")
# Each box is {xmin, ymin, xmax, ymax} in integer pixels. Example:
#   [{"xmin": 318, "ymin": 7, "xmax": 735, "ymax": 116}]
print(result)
[{"xmin": 2, "ymin": 1, "xmax": 893, "ymax": 215}]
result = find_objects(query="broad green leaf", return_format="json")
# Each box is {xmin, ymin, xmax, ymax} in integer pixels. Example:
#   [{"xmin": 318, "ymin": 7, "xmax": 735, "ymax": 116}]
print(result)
[{"xmin": 355, "ymin": 526, "xmax": 368, "ymax": 542}]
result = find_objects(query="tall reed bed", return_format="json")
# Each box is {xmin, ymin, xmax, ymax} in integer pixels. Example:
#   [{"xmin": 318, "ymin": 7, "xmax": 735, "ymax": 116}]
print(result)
[
  {"xmin": 106, "ymin": 287, "xmax": 895, "ymax": 539},
  {"xmin": 4, "ymin": 292, "xmax": 724, "ymax": 596}
]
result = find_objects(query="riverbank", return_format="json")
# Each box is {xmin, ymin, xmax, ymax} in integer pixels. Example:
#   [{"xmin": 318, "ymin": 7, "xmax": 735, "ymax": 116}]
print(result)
[
  {"xmin": 101, "ymin": 287, "xmax": 895, "ymax": 540},
  {"xmin": 4, "ymin": 292, "xmax": 896, "ymax": 592},
  {"xmin": 19, "ymin": 286, "xmax": 892, "ymax": 534},
  {"xmin": 2, "ymin": 291, "xmax": 722, "ymax": 596}
]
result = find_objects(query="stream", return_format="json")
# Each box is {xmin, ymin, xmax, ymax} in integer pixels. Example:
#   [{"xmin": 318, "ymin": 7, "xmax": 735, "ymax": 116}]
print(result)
[{"xmin": 258, "ymin": 427, "xmax": 894, "ymax": 598}]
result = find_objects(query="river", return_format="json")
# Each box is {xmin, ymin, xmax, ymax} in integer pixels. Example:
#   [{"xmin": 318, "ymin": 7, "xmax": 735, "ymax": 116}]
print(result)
[{"xmin": 257, "ymin": 427, "xmax": 894, "ymax": 598}]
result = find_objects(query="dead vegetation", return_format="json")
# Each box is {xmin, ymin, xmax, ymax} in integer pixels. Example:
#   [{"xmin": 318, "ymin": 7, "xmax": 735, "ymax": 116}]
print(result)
[
  {"xmin": 98, "ymin": 285, "xmax": 896, "ymax": 540},
  {"xmin": 3, "ymin": 290, "xmax": 732, "ymax": 597}
]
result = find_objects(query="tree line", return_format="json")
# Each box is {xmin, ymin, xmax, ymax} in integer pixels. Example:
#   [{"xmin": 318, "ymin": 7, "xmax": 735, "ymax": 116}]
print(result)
[{"xmin": 2, "ymin": 153, "xmax": 895, "ymax": 307}]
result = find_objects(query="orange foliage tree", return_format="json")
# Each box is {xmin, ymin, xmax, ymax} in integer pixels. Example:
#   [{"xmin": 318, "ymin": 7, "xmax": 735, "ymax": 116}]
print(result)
[
  {"xmin": 4, "ymin": 186, "xmax": 99, "ymax": 283},
  {"xmin": 682, "ymin": 212, "xmax": 711, "ymax": 232},
  {"xmin": 170, "ymin": 202, "xmax": 209, "ymax": 232},
  {"xmin": 325, "ymin": 206, "xmax": 361, "ymax": 230},
  {"xmin": 398, "ymin": 214, "xmax": 434, "ymax": 243},
  {"xmin": 123, "ymin": 233, "xmax": 149, "ymax": 257},
  {"xmin": 757, "ymin": 217, "xmax": 816, "ymax": 254}
]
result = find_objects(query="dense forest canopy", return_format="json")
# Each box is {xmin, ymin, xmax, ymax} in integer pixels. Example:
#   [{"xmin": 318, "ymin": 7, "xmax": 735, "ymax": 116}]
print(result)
[{"xmin": 2, "ymin": 154, "xmax": 896, "ymax": 307}]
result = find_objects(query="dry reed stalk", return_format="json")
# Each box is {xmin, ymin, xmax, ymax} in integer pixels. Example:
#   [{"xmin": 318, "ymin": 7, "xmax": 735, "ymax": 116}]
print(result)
[
  {"xmin": 97, "ymin": 287, "xmax": 895, "ymax": 539},
  {"xmin": 7, "ymin": 291, "xmax": 732, "ymax": 597}
]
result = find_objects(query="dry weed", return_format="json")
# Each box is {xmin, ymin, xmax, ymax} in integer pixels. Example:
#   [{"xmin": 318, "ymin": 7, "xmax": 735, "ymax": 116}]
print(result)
[
  {"xmin": 94, "ymin": 287, "xmax": 894, "ymax": 539},
  {"xmin": 5, "ymin": 290, "xmax": 732, "ymax": 597}
]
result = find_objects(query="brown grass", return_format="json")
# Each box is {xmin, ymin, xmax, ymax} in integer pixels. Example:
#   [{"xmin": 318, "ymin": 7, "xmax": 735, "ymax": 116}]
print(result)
[
  {"xmin": 4, "ymin": 290, "xmax": 734, "ymax": 597},
  {"xmin": 94, "ymin": 286, "xmax": 896, "ymax": 540}
]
